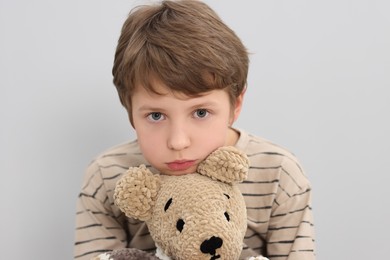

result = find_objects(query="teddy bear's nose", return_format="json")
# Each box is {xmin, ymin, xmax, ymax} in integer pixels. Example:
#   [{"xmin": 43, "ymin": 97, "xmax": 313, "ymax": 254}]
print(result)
[{"xmin": 200, "ymin": 236, "xmax": 223, "ymax": 255}]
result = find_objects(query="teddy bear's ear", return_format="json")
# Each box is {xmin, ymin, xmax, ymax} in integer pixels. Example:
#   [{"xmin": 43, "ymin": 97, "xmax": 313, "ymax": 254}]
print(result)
[
  {"xmin": 197, "ymin": 146, "xmax": 249, "ymax": 184},
  {"xmin": 114, "ymin": 165, "xmax": 161, "ymax": 221}
]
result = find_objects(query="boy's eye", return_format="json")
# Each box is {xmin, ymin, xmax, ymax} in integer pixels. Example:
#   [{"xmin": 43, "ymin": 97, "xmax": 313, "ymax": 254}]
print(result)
[
  {"xmin": 194, "ymin": 109, "xmax": 209, "ymax": 118},
  {"xmin": 147, "ymin": 112, "xmax": 165, "ymax": 121}
]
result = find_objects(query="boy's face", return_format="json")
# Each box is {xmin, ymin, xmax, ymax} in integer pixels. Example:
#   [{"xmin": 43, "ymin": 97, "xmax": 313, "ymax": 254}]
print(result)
[{"xmin": 131, "ymin": 80, "xmax": 243, "ymax": 176}]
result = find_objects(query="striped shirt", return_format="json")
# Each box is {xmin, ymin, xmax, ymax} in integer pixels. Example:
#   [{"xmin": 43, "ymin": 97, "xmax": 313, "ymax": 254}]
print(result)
[{"xmin": 74, "ymin": 129, "xmax": 315, "ymax": 260}]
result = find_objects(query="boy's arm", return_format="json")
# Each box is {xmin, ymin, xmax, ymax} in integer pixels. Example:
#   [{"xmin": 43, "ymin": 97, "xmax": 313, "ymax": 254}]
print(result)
[
  {"xmin": 266, "ymin": 157, "xmax": 316, "ymax": 260},
  {"xmin": 74, "ymin": 162, "xmax": 128, "ymax": 260}
]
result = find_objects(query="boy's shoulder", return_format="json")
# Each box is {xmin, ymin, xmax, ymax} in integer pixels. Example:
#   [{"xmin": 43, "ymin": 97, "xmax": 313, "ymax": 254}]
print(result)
[
  {"xmin": 95, "ymin": 139, "xmax": 140, "ymax": 158},
  {"xmin": 90, "ymin": 139, "xmax": 147, "ymax": 169},
  {"xmin": 237, "ymin": 128, "xmax": 307, "ymax": 174},
  {"xmin": 238, "ymin": 129, "xmax": 310, "ymax": 197},
  {"xmin": 237, "ymin": 128, "xmax": 299, "ymax": 161},
  {"xmin": 80, "ymin": 140, "xmax": 147, "ymax": 201}
]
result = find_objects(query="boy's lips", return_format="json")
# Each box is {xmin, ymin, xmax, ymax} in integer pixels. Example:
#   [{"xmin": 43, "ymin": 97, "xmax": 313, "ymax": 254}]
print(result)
[{"xmin": 166, "ymin": 160, "xmax": 196, "ymax": 171}]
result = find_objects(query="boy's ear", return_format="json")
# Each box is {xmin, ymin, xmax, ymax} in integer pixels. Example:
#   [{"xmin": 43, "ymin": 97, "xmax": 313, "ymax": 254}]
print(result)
[{"xmin": 230, "ymin": 88, "xmax": 246, "ymax": 125}]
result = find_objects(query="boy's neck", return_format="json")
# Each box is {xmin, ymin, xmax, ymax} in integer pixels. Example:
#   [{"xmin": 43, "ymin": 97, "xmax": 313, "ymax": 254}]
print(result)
[{"xmin": 226, "ymin": 127, "xmax": 240, "ymax": 146}]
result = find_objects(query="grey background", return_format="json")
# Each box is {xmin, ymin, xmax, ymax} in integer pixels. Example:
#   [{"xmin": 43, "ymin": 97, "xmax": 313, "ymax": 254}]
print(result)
[{"xmin": 1, "ymin": 0, "xmax": 389, "ymax": 259}]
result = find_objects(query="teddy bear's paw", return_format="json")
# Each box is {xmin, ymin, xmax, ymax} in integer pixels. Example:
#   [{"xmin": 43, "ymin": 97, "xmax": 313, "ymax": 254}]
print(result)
[
  {"xmin": 247, "ymin": 256, "xmax": 269, "ymax": 260},
  {"xmin": 93, "ymin": 252, "xmax": 112, "ymax": 260}
]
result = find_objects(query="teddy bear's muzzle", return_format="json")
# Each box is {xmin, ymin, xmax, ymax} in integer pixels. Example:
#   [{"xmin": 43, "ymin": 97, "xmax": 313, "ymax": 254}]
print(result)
[{"xmin": 200, "ymin": 236, "xmax": 223, "ymax": 259}]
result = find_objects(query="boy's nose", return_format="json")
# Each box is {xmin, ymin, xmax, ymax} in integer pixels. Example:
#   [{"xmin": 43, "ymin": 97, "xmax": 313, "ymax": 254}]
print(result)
[{"xmin": 167, "ymin": 124, "xmax": 190, "ymax": 151}]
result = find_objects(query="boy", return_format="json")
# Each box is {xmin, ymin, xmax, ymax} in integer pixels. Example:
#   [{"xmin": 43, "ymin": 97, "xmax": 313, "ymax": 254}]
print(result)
[{"xmin": 74, "ymin": 1, "xmax": 315, "ymax": 259}]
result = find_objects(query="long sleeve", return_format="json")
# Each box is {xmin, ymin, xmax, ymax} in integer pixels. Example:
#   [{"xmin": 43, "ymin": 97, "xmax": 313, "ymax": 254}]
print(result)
[
  {"xmin": 266, "ymin": 156, "xmax": 316, "ymax": 260},
  {"xmin": 237, "ymin": 130, "xmax": 316, "ymax": 259},
  {"xmin": 74, "ymin": 161, "xmax": 128, "ymax": 260}
]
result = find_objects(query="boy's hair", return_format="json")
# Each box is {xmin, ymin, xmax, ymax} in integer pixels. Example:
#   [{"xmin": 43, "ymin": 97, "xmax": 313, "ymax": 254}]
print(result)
[{"xmin": 112, "ymin": 0, "xmax": 249, "ymax": 124}]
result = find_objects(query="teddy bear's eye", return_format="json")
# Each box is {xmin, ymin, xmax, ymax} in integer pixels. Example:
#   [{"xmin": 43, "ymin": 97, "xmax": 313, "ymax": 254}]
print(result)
[
  {"xmin": 176, "ymin": 219, "xmax": 185, "ymax": 232},
  {"xmin": 224, "ymin": 212, "xmax": 230, "ymax": 221},
  {"xmin": 164, "ymin": 198, "xmax": 173, "ymax": 212}
]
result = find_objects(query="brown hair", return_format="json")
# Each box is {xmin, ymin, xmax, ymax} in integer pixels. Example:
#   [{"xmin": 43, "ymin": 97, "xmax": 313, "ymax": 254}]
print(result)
[{"xmin": 112, "ymin": 0, "xmax": 249, "ymax": 123}]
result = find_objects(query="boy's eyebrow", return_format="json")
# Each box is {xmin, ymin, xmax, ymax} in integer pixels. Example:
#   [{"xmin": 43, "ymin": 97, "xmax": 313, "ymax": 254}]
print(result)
[
  {"xmin": 136, "ymin": 101, "xmax": 220, "ymax": 112},
  {"xmin": 188, "ymin": 101, "xmax": 220, "ymax": 109},
  {"xmin": 136, "ymin": 105, "xmax": 167, "ymax": 112}
]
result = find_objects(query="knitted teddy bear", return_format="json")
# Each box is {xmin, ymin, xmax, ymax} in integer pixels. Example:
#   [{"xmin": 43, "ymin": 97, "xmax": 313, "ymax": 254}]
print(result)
[{"xmin": 95, "ymin": 146, "xmax": 268, "ymax": 260}]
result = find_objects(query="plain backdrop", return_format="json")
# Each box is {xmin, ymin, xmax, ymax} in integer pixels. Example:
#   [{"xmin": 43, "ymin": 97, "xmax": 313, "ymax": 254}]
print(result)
[{"xmin": 1, "ymin": 0, "xmax": 389, "ymax": 259}]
